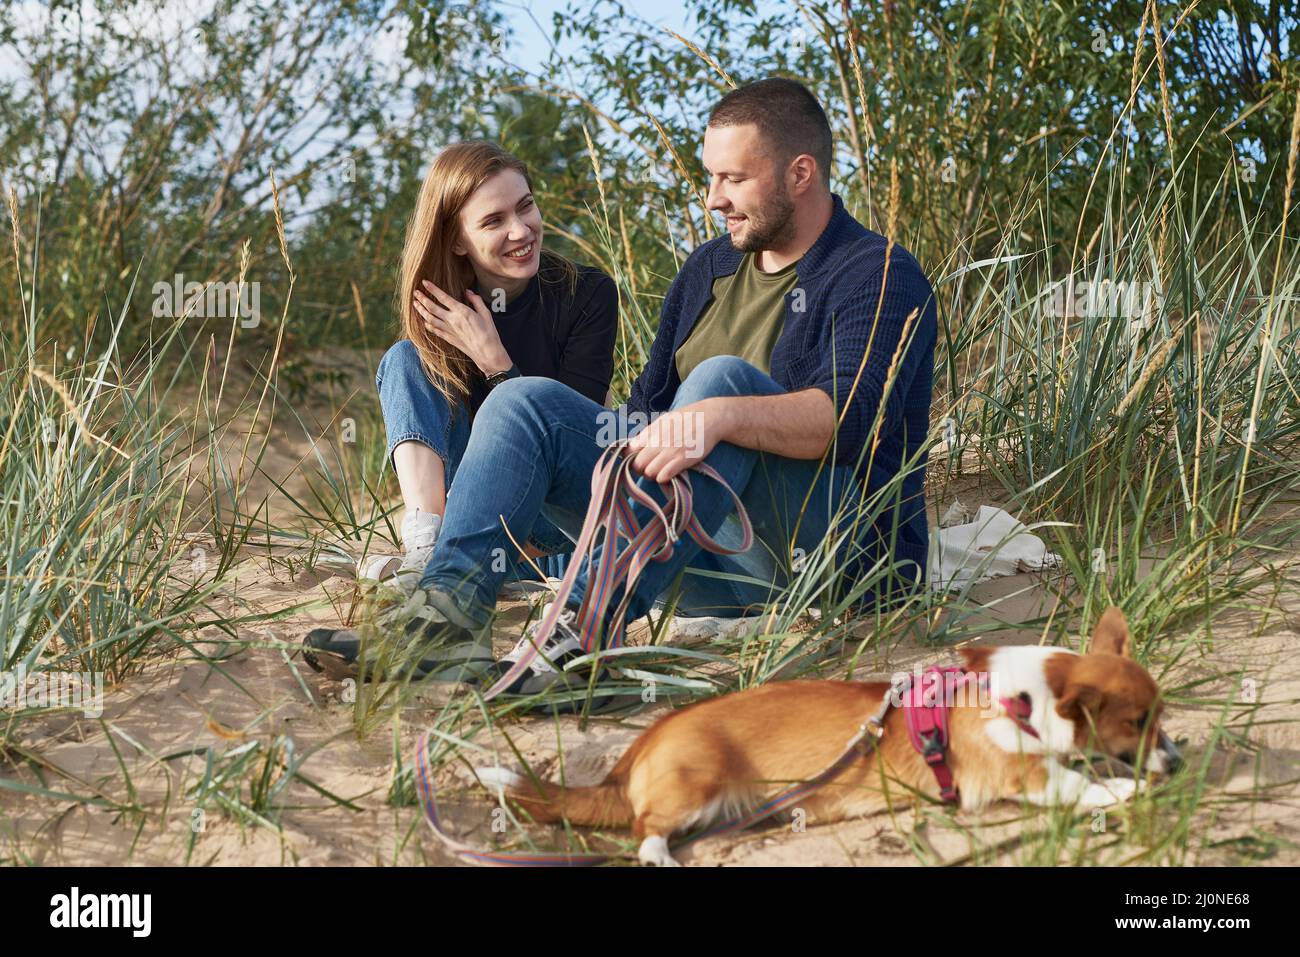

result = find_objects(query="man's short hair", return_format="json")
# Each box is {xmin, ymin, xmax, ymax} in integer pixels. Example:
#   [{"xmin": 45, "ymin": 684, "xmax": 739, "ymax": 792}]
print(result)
[{"xmin": 707, "ymin": 77, "xmax": 832, "ymax": 186}]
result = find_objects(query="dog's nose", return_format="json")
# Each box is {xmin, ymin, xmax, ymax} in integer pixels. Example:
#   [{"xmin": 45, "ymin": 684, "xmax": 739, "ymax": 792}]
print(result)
[{"xmin": 1157, "ymin": 731, "xmax": 1183, "ymax": 774}]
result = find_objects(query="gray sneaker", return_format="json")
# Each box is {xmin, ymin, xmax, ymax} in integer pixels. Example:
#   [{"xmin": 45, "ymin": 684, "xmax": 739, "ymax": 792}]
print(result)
[{"xmin": 302, "ymin": 587, "xmax": 492, "ymax": 684}]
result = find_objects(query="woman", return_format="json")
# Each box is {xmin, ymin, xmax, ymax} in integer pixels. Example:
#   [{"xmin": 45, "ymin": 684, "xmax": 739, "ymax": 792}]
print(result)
[{"xmin": 362, "ymin": 140, "xmax": 618, "ymax": 593}]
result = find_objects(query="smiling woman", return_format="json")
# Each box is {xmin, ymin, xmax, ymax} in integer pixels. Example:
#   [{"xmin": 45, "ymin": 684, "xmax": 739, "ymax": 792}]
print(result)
[{"xmin": 353, "ymin": 141, "xmax": 619, "ymax": 597}]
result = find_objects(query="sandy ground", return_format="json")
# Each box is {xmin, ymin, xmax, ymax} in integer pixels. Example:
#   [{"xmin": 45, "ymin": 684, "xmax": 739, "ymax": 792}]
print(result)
[{"xmin": 2, "ymin": 348, "xmax": 1297, "ymax": 866}]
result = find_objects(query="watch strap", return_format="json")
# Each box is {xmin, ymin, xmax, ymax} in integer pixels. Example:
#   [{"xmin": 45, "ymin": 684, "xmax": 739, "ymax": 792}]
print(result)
[{"xmin": 484, "ymin": 364, "xmax": 521, "ymax": 390}]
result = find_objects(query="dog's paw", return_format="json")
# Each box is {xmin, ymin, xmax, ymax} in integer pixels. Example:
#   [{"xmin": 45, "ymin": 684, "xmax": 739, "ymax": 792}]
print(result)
[
  {"xmin": 637, "ymin": 835, "xmax": 681, "ymax": 867},
  {"xmin": 1079, "ymin": 776, "xmax": 1141, "ymax": 808},
  {"xmin": 1105, "ymin": 776, "xmax": 1145, "ymax": 800},
  {"xmin": 474, "ymin": 766, "xmax": 525, "ymax": 792}
]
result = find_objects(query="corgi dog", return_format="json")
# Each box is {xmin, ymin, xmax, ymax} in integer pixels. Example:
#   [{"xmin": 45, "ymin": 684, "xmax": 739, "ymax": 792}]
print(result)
[{"xmin": 479, "ymin": 607, "xmax": 1182, "ymax": 866}]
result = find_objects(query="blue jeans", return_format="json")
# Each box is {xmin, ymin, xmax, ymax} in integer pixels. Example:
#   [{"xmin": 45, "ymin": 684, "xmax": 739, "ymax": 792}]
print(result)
[
  {"xmin": 420, "ymin": 354, "xmax": 899, "ymax": 634},
  {"xmin": 376, "ymin": 340, "xmax": 573, "ymax": 579}
]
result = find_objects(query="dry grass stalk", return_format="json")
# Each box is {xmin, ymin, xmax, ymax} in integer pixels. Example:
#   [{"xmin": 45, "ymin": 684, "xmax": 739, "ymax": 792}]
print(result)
[
  {"xmin": 269, "ymin": 168, "xmax": 294, "ymax": 282},
  {"xmin": 664, "ymin": 29, "xmax": 736, "ymax": 90},
  {"xmin": 1149, "ymin": 0, "xmax": 1177, "ymax": 157},
  {"xmin": 1115, "ymin": 326, "xmax": 1181, "ymax": 418},
  {"xmin": 29, "ymin": 366, "xmax": 129, "ymax": 459}
]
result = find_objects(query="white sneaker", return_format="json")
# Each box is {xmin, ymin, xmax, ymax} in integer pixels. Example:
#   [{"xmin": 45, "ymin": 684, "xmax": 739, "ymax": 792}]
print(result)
[{"xmin": 358, "ymin": 509, "xmax": 441, "ymax": 597}]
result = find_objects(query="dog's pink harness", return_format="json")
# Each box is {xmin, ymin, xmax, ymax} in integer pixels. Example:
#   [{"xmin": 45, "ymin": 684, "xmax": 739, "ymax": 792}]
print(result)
[{"xmin": 901, "ymin": 665, "xmax": 1040, "ymax": 805}]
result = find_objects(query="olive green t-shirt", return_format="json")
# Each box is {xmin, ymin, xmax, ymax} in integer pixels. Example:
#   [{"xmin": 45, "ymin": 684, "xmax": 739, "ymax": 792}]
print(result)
[{"xmin": 674, "ymin": 253, "xmax": 798, "ymax": 381}]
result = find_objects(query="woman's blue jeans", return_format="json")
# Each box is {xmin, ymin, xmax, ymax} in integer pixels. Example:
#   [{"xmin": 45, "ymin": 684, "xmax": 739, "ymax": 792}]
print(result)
[{"xmin": 376, "ymin": 340, "xmax": 572, "ymax": 581}]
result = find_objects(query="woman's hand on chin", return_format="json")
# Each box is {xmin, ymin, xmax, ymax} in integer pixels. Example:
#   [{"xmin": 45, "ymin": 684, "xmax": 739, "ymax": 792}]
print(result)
[{"xmin": 414, "ymin": 280, "xmax": 512, "ymax": 375}]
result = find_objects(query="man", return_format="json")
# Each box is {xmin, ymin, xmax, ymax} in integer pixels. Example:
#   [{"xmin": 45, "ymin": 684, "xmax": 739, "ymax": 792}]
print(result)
[{"xmin": 304, "ymin": 78, "xmax": 936, "ymax": 705}]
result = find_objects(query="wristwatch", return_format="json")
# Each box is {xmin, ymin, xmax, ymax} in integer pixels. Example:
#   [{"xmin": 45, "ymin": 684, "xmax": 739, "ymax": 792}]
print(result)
[{"xmin": 484, "ymin": 364, "xmax": 521, "ymax": 391}]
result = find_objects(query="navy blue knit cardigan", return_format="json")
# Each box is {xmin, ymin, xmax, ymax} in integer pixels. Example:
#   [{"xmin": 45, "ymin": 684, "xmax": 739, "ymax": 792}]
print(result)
[{"xmin": 626, "ymin": 194, "xmax": 937, "ymax": 582}]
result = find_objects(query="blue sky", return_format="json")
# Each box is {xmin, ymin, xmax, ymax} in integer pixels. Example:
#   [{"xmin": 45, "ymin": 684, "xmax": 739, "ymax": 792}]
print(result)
[
  {"xmin": 496, "ymin": 0, "xmax": 697, "ymax": 75},
  {"xmin": 0, "ymin": 1, "xmax": 703, "ymax": 92}
]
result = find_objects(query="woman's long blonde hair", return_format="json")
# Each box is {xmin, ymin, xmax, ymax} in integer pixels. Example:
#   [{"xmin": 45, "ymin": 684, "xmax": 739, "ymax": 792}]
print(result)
[{"xmin": 395, "ymin": 140, "xmax": 572, "ymax": 405}]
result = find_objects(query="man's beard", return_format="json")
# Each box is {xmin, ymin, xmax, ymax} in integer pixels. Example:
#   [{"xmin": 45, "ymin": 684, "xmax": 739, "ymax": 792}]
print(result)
[{"xmin": 730, "ymin": 187, "xmax": 796, "ymax": 253}]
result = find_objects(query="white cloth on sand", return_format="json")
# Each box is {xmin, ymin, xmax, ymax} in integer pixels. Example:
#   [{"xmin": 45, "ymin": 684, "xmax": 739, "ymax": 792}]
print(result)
[{"xmin": 927, "ymin": 502, "xmax": 1062, "ymax": 592}]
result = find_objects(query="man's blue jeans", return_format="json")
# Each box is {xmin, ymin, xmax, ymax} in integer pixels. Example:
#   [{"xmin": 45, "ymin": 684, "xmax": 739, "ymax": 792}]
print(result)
[
  {"xmin": 376, "ymin": 340, "xmax": 573, "ymax": 576},
  {"xmin": 418, "ymin": 354, "xmax": 872, "ymax": 633}
]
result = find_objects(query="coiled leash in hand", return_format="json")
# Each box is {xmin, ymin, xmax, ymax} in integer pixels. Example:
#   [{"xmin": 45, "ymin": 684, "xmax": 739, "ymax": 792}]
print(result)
[{"xmin": 482, "ymin": 441, "xmax": 753, "ymax": 701}]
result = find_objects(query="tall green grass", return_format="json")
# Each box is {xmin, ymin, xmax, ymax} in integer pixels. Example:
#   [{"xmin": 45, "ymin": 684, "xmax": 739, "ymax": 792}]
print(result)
[{"xmin": 0, "ymin": 189, "xmax": 324, "ymax": 832}]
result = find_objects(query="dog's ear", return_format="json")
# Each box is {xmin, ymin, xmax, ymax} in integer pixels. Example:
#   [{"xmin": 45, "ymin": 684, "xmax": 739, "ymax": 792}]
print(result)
[
  {"xmin": 1048, "ymin": 654, "xmax": 1104, "ymax": 733},
  {"xmin": 1055, "ymin": 681, "xmax": 1103, "ymax": 726},
  {"xmin": 1044, "ymin": 651, "xmax": 1076, "ymax": 700},
  {"xmin": 1088, "ymin": 606, "xmax": 1131, "ymax": 658},
  {"xmin": 958, "ymin": 646, "xmax": 994, "ymax": 673}
]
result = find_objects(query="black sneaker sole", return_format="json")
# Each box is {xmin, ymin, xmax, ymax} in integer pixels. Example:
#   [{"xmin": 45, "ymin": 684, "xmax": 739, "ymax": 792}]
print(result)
[
  {"xmin": 303, "ymin": 628, "xmax": 359, "ymax": 680},
  {"xmin": 513, "ymin": 687, "xmax": 643, "ymax": 716},
  {"xmin": 494, "ymin": 667, "xmax": 643, "ymax": 715}
]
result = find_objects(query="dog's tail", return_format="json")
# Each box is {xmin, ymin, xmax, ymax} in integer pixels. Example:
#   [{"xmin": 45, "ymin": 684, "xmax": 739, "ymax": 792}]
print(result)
[{"xmin": 476, "ymin": 767, "xmax": 632, "ymax": 828}]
